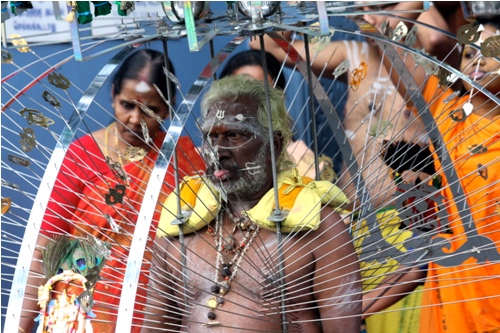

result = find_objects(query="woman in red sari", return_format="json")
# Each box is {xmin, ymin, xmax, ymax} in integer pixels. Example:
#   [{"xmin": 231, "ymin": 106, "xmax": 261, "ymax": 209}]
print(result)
[{"xmin": 21, "ymin": 49, "xmax": 206, "ymax": 333}]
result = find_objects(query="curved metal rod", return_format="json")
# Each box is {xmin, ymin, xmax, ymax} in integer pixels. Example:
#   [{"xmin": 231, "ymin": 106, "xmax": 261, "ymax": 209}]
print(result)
[
  {"xmin": 264, "ymin": 31, "xmax": 401, "ymax": 263},
  {"xmin": 115, "ymin": 34, "xmax": 249, "ymax": 331},
  {"xmin": 258, "ymin": 35, "xmax": 288, "ymax": 333},
  {"xmin": 4, "ymin": 46, "xmax": 135, "ymax": 330},
  {"xmin": 303, "ymin": 37, "xmax": 321, "ymax": 180},
  {"xmin": 355, "ymin": 18, "xmax": 498, "ymax": 266},
  {"xmin": 161, "ymin": 37, "xmax": 192, "ymax": 316},
  {"xmin": 1, "ymin": 40, "xmax": 111, "ymax": 112}
]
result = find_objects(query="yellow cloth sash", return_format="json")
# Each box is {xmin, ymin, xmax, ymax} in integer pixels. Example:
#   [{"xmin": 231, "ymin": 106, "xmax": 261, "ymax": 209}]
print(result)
[{"xmin": 157, "ymin": 169, "xmax": 349, "ymax": 237}]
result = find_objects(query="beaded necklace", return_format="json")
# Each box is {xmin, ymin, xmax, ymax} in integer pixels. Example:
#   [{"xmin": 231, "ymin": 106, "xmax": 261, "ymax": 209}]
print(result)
[{"xmin": 204, "ymin": 204, "xmax": 261, "ymax": 327}]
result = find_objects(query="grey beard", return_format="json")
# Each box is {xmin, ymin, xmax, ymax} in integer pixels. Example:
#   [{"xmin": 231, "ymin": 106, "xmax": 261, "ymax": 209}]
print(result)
[{"xmin": 210, "ymin": 144, "xmax": 269, "ymax": 198}]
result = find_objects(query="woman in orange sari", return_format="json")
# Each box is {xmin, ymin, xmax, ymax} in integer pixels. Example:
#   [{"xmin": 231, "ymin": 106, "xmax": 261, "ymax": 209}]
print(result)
[{"xmin": 21, "ymin": 49, "xmax": 206, "ymax": 333}]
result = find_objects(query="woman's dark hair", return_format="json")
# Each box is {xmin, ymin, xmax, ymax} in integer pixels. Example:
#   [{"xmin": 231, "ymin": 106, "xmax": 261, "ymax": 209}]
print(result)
[
  {"xmin": 219, "ymin": 50, "xmax": 286, "ymax": 90},
  {"xmin": 111, "ymin": 49, "xmax": 176, "ymax": 101},
  {"xmin": 381, "ymin": 140, "xmax": 436, "ymax": 177},
  {"xmin": 475, "ymin": 16, "xmax": 500, "ymax": 30}
]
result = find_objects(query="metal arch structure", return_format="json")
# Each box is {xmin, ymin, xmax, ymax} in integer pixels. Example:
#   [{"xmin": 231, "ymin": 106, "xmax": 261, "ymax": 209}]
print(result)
[
  {"xmin": 2, "ymin": 1, "xmax": 500, "ymax": 332},
  {"xmin": 5, "ymin": 46, "xmax": 136, "ymax": 329}
]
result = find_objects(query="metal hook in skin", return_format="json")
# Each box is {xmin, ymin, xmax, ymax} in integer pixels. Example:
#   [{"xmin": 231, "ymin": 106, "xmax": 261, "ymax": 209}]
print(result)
[
  {"xmin": 258, "ymin": 34, "xmax": 288, "ymax": 333},
  {"xmin": 162, "ymin": 38, "xmax": 189, "ymax": 312}
]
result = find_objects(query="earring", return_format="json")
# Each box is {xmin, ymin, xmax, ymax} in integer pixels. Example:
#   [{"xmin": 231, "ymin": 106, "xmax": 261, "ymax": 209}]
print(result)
[{"xmin": 112, "ymin": 102, "xmax": 115, "ymax": 108}]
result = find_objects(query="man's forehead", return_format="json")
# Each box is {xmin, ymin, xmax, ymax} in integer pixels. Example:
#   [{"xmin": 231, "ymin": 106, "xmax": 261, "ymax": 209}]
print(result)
[
  {"xmin": 203, "ymin": 99, "xmax": 259, "ymax": 127},
  {"xmin": 207, "ymin": 100, "xmax": 257, "ymax": 117}
]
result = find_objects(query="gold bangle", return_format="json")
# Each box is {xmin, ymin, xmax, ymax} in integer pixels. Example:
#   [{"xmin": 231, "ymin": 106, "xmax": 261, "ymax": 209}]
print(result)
[{"xmin": 18, "ymin": 328, "xmax": 26, "ymax": 333}]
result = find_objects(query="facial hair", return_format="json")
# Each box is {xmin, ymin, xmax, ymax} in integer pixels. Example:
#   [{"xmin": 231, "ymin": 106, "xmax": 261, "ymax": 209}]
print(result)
[{"xmin": 209, "ymin": 144, "xmax": 269, "ymax": 198}]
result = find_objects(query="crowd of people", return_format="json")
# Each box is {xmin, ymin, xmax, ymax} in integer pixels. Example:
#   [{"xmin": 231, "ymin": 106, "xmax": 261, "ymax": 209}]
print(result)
[{"xmin": 19, "ymin": 2, "xmax": 500, "ymax": 332}]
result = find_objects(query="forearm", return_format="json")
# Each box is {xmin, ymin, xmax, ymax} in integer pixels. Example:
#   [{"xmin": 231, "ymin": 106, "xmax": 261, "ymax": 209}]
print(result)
[
  {"xmin": 338, "ymin": 128, "xmax": 398, "ymax": 210},
  {"xmin": 383, "ymin": 1, "xmax": 423, "ymax": 30},
  {"xmin": 375, "ymin": 38, "xmax": 426, "ymax": 108},
  {"xmin": 320, "ymin": 269, "xmax": 362, "ymax": 332},
  {"xmin": 315, "ymin": 211, "xmax": 362, "ymax": 332},
  {"xmin": 362, "ymin": 265, "xmax": 426, "ymax": 319},
  {"xmin": 249, "ymin": 30, "xmax": 347, "ymax": 78},
  {"xmin": 416, "ymin": 5, "xmax": 459, "ymax": 68}
]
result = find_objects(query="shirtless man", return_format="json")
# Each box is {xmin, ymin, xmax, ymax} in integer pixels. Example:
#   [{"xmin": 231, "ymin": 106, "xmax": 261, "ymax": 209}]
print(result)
[{"xmin": 142, "ymin": 75, "xmax": 362, "ymax": 332}]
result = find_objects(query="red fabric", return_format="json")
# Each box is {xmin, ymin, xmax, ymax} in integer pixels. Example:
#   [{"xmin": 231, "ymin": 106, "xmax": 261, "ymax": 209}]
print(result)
[
  {"xmin": 419, "ymin": 76, "xmax": 500, "ymax": 333},
  {"xmin": 41, "ymin": 132, "xmax": 205, "ymax": 332}
]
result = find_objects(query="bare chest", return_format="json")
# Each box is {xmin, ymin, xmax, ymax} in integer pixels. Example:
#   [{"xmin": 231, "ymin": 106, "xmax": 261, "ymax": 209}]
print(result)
[{"xmin": 166, "ymin": 224, "xmax": 319, "ymax": 331}]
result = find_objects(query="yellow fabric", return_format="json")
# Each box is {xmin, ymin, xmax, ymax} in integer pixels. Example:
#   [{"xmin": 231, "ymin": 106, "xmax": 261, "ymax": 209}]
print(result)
[
  {"xmin": 157, "ymin": 176, "xmax": 219, "ymax": 237},
  {"xmin": 353, "ymin": 208, "xmax": 421, "ymax": 333},
  {"xmin": 179, "ymin": 176, "xmax": 203, "ymax": 210},
  {"xmin": 366, "ymin": 285, "xmax": 423, "ymax": 333},
  {"xmin": 157, "ymin": 168, "xmax": 349, "ymax": 237},
  {"xmin": 352, "ymin": 208, "xmax": 413, "ymax": 291}
]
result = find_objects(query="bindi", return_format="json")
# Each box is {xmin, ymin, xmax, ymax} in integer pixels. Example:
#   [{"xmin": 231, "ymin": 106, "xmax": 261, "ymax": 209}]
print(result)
[{"xmin": 135, "ymin": 81, "xmax": 151, "ymax": 93}]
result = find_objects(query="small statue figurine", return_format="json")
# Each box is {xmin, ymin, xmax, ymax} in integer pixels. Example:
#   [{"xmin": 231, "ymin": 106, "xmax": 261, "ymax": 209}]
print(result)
[{"xmin": 35, "ymin": 236, "xmax": 110, "ymax": 333}]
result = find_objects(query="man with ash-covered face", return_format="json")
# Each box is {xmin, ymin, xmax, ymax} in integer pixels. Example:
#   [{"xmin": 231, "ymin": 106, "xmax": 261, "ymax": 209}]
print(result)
[{"xmin": 142, "ymin": 75, "xmax": 362, "ymax": 332}]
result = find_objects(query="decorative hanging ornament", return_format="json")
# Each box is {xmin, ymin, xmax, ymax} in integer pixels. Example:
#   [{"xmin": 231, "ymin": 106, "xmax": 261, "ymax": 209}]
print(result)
[
  {"xmin": 73, "ymin": 1, "xmax": 93, "ymax": 24},
  {"xmin": 411, "ymin": 50, "xmax": 439, "ymax": 75},
  {"xmin": 457, "ymin": 23, "xmax": 484, "ymax": 45},
  {"xmin": 333, "ymin": 58, "xmax": 350, "ymax": 78},
  {"xmin": 48, "ymin": 72, "xmax": 71, "ymax": 90},
  {"xmin": 481, "ymin": 35, "xmax": 500, "ymax": 57},
  {"xmin": 318, "ymin": 154, "xmax": 337, "ymax": 182},
  {"xmin": 140, "ymin": 118, "xmax": 151, "ymax": 143},
  {"xmin": 64, "ymin": 1, "xmax": 76, "ymax": 22},
  {"xmin": 8, "ymin": 154, "xmax": 30, "ymax": 167},
  {"xmin": 450, "ymin": 108, "xmax": 467, "ymax": 122},
  {"xmin": 405, "ymin": 26, "xmax": 418, "ymax": 48},
  {"xmin": 9, "ymin": 1, "xmax": 33, "ymax": 16},
  {"xmin": 19, "ymin": 127, "xmax": 36, "ymax": 152},
  {"xmin": 42, "ymin": 91, "xmax": 62, "ymax": 108},
  {"xmin": 1, "ymin": 49, "xmax": 13, "ymax": 64},
  {"xmin": 105, "ymin": 184, "xmax": 127, "ymax": 205},
  {"xmin": 116, "ymin": 1, "xmax": 135, "ymax": 16},
  {"xmin": 35, "ymin": 236, "xmax": 110, "ymax": 333},
  {"xmin": 463, "ymin": 102, "xmax": 474, "ymax": 116},
  {"xmin": 9, "ymin": 34, "xmax": 30, "ymax": 53},
  {"xmin": 468, "ymin": 144, "xmax": 487, "ymax": 155},
  {"xmin": 477, "ymin": 164, "xmax": 488, "ymax": 180},
  {"xmin": 20, "ymin": 108, "xmax": 55, "ymax": 128},
  {"xmin": 350, "ymin": 62, "xmax": 368, "ymax": 91},
  {"xmin": 1, "ymin": 180, "xmax": 20, "ymax": 190},
  {"xmin": 1, "ymin": 198, "xmax": 12, "ymax": 215},
  {"xmin": 93, "ymin": 1, "xmax": 111, "ymax": 17},
  {"xmin": 124, "ymin": 146, "xmax": 147, "ymax": 162},
  {"xmin": 392, "ymin": 21, "xmax": 408, "ymax": 42},
  {"xmin": 134, "ymin": 100, "xmax": 164, "ymax": 123}
]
